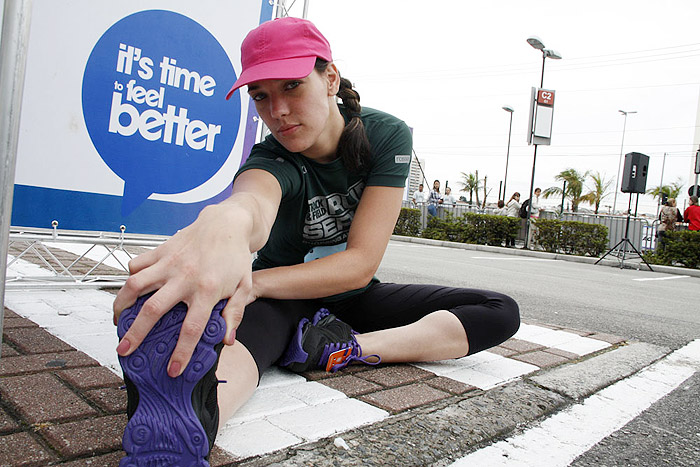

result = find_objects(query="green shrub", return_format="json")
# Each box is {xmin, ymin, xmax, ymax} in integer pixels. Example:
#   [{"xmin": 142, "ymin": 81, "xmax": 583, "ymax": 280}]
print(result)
[
  {"xmin": 421, "ymin": 212, "xmax": 519, "ymax": 246},
  {"xmin": 393, "ymin": 208, "xmax": 421, "ymax": 236},
  {"xmin": 535, "ymin": 219, "xmax": 608, "ymax": 256},
  {"xmin": 656, "ymin": 230, "xmax": 700, "ymax": 269}
]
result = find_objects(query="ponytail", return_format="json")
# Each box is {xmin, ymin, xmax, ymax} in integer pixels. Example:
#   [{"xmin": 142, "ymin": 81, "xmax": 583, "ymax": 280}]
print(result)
[{"xmin": 315, "ymin": 59, "xmax": 371, "ymax": 172}]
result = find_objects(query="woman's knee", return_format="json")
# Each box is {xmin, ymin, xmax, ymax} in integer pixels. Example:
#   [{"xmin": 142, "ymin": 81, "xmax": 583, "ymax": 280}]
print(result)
[
  {"xmin": 452, "ymin": 290, "xmax": 520, "ymax": 355},
  {"xmin": 493, "ymin": 292, "xmax": 520, "ymax": 339}
]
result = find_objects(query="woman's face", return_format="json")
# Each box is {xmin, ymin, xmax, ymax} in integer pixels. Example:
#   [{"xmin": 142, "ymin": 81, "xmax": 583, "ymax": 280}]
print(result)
[
  {"xmin": 247, "ymin": 65, "xmax": 341, "ymax": 159},
  {"xmin": 433, "ymin": 181, "xmax": 440, "ymax": 190}
]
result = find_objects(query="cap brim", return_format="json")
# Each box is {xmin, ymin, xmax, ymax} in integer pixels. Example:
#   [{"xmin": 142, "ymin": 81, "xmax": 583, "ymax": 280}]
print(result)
[{"xmin": 225, "ymin": 56, "xmax": 317, "ymax": 100}]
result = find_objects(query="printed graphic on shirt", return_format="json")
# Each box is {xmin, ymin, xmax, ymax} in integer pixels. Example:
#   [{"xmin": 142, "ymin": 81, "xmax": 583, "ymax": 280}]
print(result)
[
  {"xmin": 303, "ymin": 180, "xmax": 365, "ymax": 244},
  {"xmin": 395, "ymin": 155, "xmax": 411, "ymax": 163}
]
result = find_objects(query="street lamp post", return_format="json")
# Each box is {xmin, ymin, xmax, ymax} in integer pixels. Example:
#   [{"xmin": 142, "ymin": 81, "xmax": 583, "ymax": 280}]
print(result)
[
  {"xmin": 502, "ymin": 105, "xmax": 514, "ymax": 201},
  {"xmin": 524, "ymin": 36, "xmax": 561, "ymax": 248},
  {"xmin": 612, "ymin": 110, "xmax": 637, "ymax": 215}
]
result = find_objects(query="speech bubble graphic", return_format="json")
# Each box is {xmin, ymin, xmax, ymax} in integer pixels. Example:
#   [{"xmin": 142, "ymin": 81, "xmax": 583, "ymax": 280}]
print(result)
[{"xmin": 82, "ymin": 10, "xmax": 239, "ymax": 216}]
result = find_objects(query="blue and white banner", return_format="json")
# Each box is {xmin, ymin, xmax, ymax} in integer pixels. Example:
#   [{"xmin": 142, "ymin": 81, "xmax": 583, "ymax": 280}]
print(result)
[{"xmin": 12, "ymin": 0, "xmax": 273, "ymax": 235}]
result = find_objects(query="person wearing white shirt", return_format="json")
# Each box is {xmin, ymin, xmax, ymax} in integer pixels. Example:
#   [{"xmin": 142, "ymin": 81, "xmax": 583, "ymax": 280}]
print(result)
[
  {"xmin": 527, "ymin": 188, "xmax": 542, "ymax": 249},
  {"xmin": 412, "ymin": 183, "xmax": 426, "ymax": 206},
  {"xmin": 529, "ymin": 188, "xmax": 541, "ymax": 218},
  {"xmin": 442, "ymin": 187, "xmax": 457, "ymax": 207}
]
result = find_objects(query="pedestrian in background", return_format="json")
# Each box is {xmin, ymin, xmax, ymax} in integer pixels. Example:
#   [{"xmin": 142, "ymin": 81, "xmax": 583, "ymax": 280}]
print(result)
[
  {"xmin": 427, "ymin": 179, "xmax": 442, "ymax": 216},
  {"xmin": 505, "ymin": 192, "xmax": 521, "ymax": 218},
  {"xmin": 684, "ymin": 195, "xmax": 700, "ymax": 230},
  {"xmin": 526, "ymin": 187, "xmax": 542, "ymax": 249},
  {"xmin": 442, "ymin": 186, "xmax": 456, "ymax": 207},
  {"xmin": 493, "ymin": 199, "xmax": 507, "ymax": 216},
  {"xmin": 412, "ymin": 183, "xmax": 426, "ymax": 206},
  {"xmin": 505, "ymin": 192, "xmax": 520, "ymax": 247},
  {"xmin": 657, "ymin": 197, "xmax": 678, "ymax": 250}
]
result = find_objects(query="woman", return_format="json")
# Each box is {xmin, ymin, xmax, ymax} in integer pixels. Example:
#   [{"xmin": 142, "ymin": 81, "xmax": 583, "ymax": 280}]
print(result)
[
  {"xmin": 504, "ymin": 192, "xmax": 521, "ymax": 247},
  {"xmin": 442, "ymin": 186, "xmax": 457, "ymax": 206},
  {"xmin": 113, "ymin": 17, "xmax": 519, "ymax": 464},
  {"xmin": 427, "ymin": 179, "xmax": 442, "ymax": 216},
  {"xmin": 657, "ymin": 198, "xmax": 678, "ymax": 250},
  {"xmin": 685, "ymin": 195, "xmax": 700, "ymax": 231},
  {"xmin": 493, "ymin": 199, "xmax": 507, "ymax": 216}
]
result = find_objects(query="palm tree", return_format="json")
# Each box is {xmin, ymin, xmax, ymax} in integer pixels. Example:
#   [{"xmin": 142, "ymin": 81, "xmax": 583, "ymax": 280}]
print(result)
[
  {"xmin": 647, "ymin": 178, "xmax": 684, "ymax": 201},
  {"xmin": 543, "ymin": 168, "xmax": 588, "ymax": 212},
  {"xmin": 459, "ymin": 171, "xmax": 481, "ymax": 206},
  {"xmin": 580, "ymin": 171, "xmax": 614, "ymax": 214}
]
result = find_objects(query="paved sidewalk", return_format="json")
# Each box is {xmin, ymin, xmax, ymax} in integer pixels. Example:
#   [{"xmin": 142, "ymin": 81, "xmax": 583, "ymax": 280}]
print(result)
[{"xmin": 2, "ymin": 247, "xmax": 627, "ymax": 465}]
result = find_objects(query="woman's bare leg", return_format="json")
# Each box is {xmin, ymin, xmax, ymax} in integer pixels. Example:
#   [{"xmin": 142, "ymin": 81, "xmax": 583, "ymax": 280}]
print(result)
[
  {"xmin": 215, "ymin": 341, "xmax": 259, "ymax": 429},
  {"xmin": 355, "ymin": 310, "xmax": 469, "ymax": 363}
]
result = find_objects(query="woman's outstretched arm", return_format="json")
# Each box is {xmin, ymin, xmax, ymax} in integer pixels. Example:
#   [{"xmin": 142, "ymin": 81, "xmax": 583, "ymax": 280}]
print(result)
[{"xmin": 113, "ymin": 169, "xmax": 282, "ymax": 377}]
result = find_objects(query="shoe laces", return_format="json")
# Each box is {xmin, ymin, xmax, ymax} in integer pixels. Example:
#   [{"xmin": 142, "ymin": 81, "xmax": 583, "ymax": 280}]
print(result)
[{"xmin": 320, "ymin": 331, "xmax": 381, "ymax": 373}]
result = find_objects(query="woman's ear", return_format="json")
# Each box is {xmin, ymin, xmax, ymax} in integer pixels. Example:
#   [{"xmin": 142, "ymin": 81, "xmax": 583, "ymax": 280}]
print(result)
[{"xmin": 326, "ymin": 63, "xmax": 341, "ymax": 96}]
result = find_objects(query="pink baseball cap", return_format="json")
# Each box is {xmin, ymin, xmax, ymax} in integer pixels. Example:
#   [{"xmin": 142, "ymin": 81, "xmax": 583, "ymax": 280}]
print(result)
[{"xmin": 226, "ymin": 17, "xmax": 333, "ymax": 100}]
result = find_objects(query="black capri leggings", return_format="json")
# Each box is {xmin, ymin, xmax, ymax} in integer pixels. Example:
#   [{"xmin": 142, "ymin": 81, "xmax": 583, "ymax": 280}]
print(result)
[{"xmin": 235, "ymin": 283, "xmax": 520, "ymax": 378}]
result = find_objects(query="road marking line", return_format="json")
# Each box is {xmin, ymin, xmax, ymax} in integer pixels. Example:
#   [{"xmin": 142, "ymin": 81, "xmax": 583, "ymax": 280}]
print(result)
[
  {"xmin": 450, "ymin": 339, "xmax": 700, "ymax": 467},
  {"xmin": 633, "ymin": 275, "xmax": 690, "ymax": 282},
  {"xmin": 471, "ymin": 257, "xmax": 551, "ymax": 261}
]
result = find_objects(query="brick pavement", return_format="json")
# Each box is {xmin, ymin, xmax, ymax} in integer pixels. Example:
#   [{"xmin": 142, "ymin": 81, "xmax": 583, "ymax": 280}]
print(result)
[{"xmin": 1, "ymin": 247, "xmax": 626, "ymax": 465}]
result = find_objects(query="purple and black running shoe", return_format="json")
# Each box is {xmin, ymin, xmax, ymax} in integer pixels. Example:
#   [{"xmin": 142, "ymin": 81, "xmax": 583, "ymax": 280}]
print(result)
[
  {"xmin": 117, "ymin": 294, "xmax": 227, "ymax": 466},
  {"xmin": 280, "ymin": 308, "xmax": 380, "ymax": 373}
]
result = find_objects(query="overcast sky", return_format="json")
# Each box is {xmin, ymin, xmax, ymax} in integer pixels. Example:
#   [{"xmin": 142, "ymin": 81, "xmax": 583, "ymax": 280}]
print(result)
[
  {"xmin": 2, "ymin": 1, "xmax": 698, "ymax": 215},
  {"xmin": 292, "ymin": 0, "xmax": 700, "ymax": 214}
]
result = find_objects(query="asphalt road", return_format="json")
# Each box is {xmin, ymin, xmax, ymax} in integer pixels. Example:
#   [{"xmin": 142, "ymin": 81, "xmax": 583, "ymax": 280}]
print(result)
[
  {"xmin": 378, "ymin": 240, "xmax": 700, "ymax": 349},
  {"xmin": 377, "ymin": 239, "xmax": 700, "ymax": 466}
]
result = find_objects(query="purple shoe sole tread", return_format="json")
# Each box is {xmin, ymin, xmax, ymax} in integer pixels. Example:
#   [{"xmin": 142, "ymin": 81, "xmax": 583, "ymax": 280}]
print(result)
[{"xmin": 117, "ymin": 296, "xmax": 226, "ymax": 467}]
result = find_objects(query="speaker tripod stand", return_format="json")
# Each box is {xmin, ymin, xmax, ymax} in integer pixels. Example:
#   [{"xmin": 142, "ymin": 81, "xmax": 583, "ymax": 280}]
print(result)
[{"xmin": 595, "ymin": 193, "xmax": 653, "ymax": 271}]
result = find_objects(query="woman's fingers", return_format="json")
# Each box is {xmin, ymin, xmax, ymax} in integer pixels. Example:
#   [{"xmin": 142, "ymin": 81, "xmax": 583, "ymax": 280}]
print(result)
[
  {"xmin": 167, "ymin": 298, "xmax": 219, "ymax": 377},
  {"xmin": 221, "ymin": 278, "xmax": 252, "ymax": 345},
  {"xmin": 112, "ymin": 263, "xmax": 167, "ymax": 325},
  {"xmin": 115, "ymin": 285, "xmax": 183, "ymax": 357},
  {"xmin": 126, "ymin": 247, "xmax": 159, "ymax": 274}
]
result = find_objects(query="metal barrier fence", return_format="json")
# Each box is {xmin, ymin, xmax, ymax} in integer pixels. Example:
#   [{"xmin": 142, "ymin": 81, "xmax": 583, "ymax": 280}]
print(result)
[{"xmin": 540, "ymin": 211, "xmax": 655, "ymax": 252}]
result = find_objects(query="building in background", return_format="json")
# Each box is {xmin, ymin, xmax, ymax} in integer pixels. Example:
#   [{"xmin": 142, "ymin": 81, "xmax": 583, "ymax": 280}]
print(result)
[{"xmin": 406, "ymin": 156, "xmax": 426, "ymax": 201}]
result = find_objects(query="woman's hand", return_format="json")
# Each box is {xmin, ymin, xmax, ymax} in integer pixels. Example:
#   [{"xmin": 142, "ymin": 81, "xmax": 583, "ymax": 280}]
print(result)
[{"xmin": 112, "ymin": 170, "xmax": 281, "ymax": 377}]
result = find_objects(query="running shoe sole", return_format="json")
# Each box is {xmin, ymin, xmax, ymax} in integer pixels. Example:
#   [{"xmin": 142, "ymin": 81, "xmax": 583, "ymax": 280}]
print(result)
[{"xmin": 117, "ymin": 295, "xmax": 226, "ymax": 466}]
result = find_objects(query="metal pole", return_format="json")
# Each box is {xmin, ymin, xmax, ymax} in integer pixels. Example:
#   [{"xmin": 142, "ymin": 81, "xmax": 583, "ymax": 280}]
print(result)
[
  {"xmin": 0, "ymin": 0, "xmax": 34, "ymax": 361},
  {"xmin": 613, "ymin": 111, "xmax": 636, "ymax": 214},
  {"xmin": 694, "ymin": 146, "xmax": 700, "ymax": 197},
  {"xmin": 524, "ymin": 51, "xmax": 546, "ymax": 248},
  {"xmin": 560, "ymin": 180, "xmax": 566, "ymax": 214},
  {"xmin": 302, "ymin": 0, "xmax": 310, "ymax": 18},
  {"xmin": 275, "ymin": 0, "xmax": 286, "ymax": 18},
  {"xmin": 657, "ymin": 152, "xmax": 667, "ymax": 217},
  {"xmin": 502, "ymin": 110, "xmax": 513, "ymax": 201},
  {"xmin": 612, "ymin": 113, "xmax": 628, "ymax": 215}
]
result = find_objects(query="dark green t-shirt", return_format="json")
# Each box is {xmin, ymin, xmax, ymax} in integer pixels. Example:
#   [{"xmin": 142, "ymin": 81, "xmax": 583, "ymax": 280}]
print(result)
[{"xmin": 234, "ymin": 105, "xmax": 412, "ymax": 298}]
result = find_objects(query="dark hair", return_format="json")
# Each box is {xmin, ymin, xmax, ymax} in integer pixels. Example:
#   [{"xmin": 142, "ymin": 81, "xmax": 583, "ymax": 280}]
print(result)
[
  {"xmin": 315, "ymin": 59, "xmax": 371, "ymax": 172},
  {"xmin": 508, "ymin": 192, "xmax": 520, "ymax": 203},
  {"xmin": 497, "ymin": 200, "xmax": 505, "ymax": 208}
]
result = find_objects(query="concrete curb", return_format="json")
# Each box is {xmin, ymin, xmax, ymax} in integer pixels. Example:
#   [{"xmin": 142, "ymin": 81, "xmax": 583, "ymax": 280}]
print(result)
[{"xmin": 241, "ymin": 341, "xmax": 672, "ymax": 466}]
